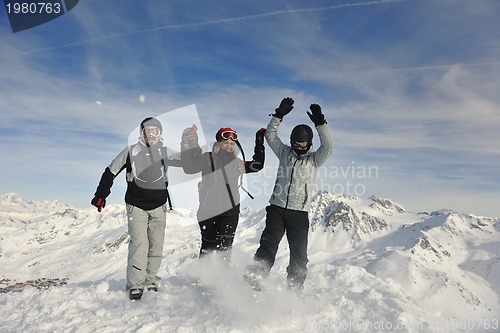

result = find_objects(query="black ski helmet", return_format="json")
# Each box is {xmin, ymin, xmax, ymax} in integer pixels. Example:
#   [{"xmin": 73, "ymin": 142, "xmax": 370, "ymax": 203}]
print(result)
[
  {"xmin": 140, "ymin": 117, "xmax": 163, "ymax": 134},
  {"xmin": 290, "ymin": 124, "xmax": 313, "ymax": 144}
]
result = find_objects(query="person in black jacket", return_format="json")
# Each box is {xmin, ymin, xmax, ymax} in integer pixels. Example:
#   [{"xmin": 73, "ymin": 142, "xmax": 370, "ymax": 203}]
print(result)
[
  {"xmin": 91, "ymin": 117, "xmax": 182, "ymax": 300},
  {"xmin": 181, "ymin": 125, "xmax": 265, "ymax": 265}
]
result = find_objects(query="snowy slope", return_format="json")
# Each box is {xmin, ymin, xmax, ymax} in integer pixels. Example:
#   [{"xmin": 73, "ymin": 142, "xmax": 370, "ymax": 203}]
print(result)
[{"xmin": 1, "ymin": 192, "xmax": 499, "ymax": 333}]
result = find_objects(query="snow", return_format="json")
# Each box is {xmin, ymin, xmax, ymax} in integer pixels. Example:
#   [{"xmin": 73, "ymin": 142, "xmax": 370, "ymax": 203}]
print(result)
[{"xmin": 1, "ymin": 192, "xmax": 500, "ymax": 333}]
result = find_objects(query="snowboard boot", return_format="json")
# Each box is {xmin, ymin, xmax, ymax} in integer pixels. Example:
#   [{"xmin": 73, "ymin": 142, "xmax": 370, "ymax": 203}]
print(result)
[
  {"xmin": 145, "ymin": 276, "xmax": 161, "ymax": 292},
  {"xmin": 146, "ymin": 283, "xmax": 158, "ymax": 292},
  {"xmin": 129, "ymin": 288, "xmax": 144, "ymax": 300},
  {"xmin": 243, "ymin": 262, "xmax": 268, "ymax": 292},
  {"xmin": 243, "ymin": 271, "xmax": 263, "ymax": 291}
]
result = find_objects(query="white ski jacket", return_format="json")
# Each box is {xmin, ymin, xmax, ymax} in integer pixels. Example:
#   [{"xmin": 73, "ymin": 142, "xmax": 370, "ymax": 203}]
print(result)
[{"xmin": 266, "ymin": 116, "xmax": 333, "ymax": 212}]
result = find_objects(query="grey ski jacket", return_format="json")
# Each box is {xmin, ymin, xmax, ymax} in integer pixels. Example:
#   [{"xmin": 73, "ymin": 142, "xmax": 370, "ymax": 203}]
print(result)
[
  {"xmin": 94, "ymin": 140, "xmax": 181, "ymax": 211},
  {"xmin": 181, "ymin": 140, "xmax": 264, "ymax": 221},
  {"xmin": 266, "ymin": 116, "xmax": 333, "ymax": 212}
]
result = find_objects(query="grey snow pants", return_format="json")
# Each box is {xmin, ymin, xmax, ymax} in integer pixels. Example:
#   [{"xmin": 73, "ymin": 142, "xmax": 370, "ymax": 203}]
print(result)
[{"xmin": 126, "ymin": 204, "xmax": 167, "ymax": 290}]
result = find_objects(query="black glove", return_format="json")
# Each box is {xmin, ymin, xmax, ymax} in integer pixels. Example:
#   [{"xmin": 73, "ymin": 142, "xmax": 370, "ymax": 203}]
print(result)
[
  {"xmin": 91, "ymin": 197, "xmax": 106, "ymax": 212},
  {"xmin": 181, "ymin": 125, "xmax": 198, "ymax": 149},
  {"xmin": 307, "ymin": 104, "xmax": 326, "ymax": 126},
  {"xmin": 271, "ymin": 97, "xmax": 294, "ymax": 119},
  {"xmin": 255, "ymin": 128, "xmax": 266, "ymax": 146}
]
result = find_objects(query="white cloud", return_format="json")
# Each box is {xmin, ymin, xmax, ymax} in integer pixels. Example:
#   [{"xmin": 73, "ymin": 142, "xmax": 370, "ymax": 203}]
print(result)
[{"xmin": 1, "ymin": 0, "xmax": 499, "ymax": 216}]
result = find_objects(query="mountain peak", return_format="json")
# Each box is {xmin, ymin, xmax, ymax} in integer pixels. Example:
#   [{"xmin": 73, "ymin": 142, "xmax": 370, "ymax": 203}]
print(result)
[
  {"xmin": 1, "ymin": 192, "xmax": 30, "ymax": 205},
  {"xmin": 309, "ymin": 192, "xmax": 390, "ymax": 244},
  {"xmin": 0, "ymin": 193, "xmax": 70, "ymax": 213},
  {"xmin": 368, "ymin": 195, "xmax": 406, "ymax": 214}
]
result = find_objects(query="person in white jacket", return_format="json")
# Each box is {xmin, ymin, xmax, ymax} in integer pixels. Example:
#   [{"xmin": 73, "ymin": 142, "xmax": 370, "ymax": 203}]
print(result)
[{"xmin": 245, "ymin": 97, "xmax": 333, "ymax": 291}]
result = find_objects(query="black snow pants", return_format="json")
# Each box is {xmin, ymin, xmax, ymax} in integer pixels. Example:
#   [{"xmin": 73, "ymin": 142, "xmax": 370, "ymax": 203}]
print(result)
[
  {"xmin": 254, "ymin": 204, "xmax": 309, "ymax": 288},
  {"xmin": 198, "ymin": 213, "xmax": 239, "ymax": 257}
]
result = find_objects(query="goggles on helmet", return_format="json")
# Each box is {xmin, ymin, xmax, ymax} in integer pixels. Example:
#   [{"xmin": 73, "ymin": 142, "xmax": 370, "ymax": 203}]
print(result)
[
  {"xmin": 220, "ymin": 130, "xmax": 238, "ymax": 141},
  {"xmin": 292, "ymin": 141, "xmax": 309, "ymax": 149},
  {"xmin": 143, "ymin": 126, "xmax": 161, "ymax": 137}
]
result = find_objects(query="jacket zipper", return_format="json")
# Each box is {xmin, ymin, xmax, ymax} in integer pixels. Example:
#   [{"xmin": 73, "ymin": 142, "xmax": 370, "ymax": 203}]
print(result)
[{"xmin": 285, "ymin": 158, "xmax": 299, "ymax": 209}]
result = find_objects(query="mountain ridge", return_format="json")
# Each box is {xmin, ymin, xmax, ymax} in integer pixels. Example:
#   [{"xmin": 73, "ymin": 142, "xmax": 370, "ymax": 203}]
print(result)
[{"xmin": 1, "ymin": 192, "xmax": 499, "ymax": 332}]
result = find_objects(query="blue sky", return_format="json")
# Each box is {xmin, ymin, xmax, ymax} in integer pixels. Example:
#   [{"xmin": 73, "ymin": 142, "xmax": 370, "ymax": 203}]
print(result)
[{"xmin": 1, "ymin": 0, "xmax": 500, "ymax": 216}]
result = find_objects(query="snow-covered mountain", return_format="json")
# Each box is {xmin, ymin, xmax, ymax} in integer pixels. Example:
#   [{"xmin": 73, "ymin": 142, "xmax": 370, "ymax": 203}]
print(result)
[
  {"xmin": 0, "ymin": 192, "xmax": 70, "ymax": 213},
  {"xmin": 309, "ymin": 193, "xmax": 391, "ymax": 243},
  {"xmin": 1, "ymin": 192, "xmax": 499, "ymax": 333}
]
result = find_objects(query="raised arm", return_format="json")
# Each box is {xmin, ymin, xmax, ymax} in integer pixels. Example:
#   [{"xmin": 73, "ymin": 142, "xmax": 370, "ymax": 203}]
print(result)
[
  {"xmin": 308, "ymin": 104, "xmax": 333, "ymax": 166},
  {"xmin": 180, "ymin": 125, "xmax": 205, "ymax": 174},
  {"xmin": 265, "ymin": 97, "xmax": 295, "ymax": 156},
  {"xmin": 244, "ymin": 128, "xmax": 266, "ymax": 173}
]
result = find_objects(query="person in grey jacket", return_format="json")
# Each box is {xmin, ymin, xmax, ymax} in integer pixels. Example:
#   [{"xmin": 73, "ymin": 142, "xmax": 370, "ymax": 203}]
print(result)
[
  {"xmin": 244, "ymin": 97, "xmax": 333, "ymax": 291},
  {"xmin": 181, "ymin": 126, "xmax": 265, "ymax": 265},
  {"xmin": 91, "ymin": 117, "xmax": 182, "ymax": 300}
]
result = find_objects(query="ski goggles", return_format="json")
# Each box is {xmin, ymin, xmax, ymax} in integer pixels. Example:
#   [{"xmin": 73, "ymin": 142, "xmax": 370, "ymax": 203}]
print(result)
[
  {"xmin": 220, "ymin": 130, "xmax": 238, "ymax": 141},
  {"xmin": 143, "ymin": 126, "xmax": 161, "ymax": 137},
  {"xmin": 292, "ymin": 141, "xmax": 309, "ymax": 149}
]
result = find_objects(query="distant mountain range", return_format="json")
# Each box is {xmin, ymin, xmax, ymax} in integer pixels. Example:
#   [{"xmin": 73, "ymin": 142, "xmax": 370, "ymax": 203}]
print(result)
[{"xmin": 1, "ymin": 191, "xmax": 499, "ymax": 331}]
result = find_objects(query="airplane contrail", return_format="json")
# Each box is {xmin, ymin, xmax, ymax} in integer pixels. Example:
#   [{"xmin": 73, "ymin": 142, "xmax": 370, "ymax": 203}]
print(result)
[
  {"xmin": 16, "ymin": 0, "xmax": 404, "ymax": 55},
  {"xmin": 143, "ymin": 0, "xmax": 406, "ymax": 31},
  {"xmin": 370, "ymin": 61, "xmax": 500, "ymax": 73}
]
